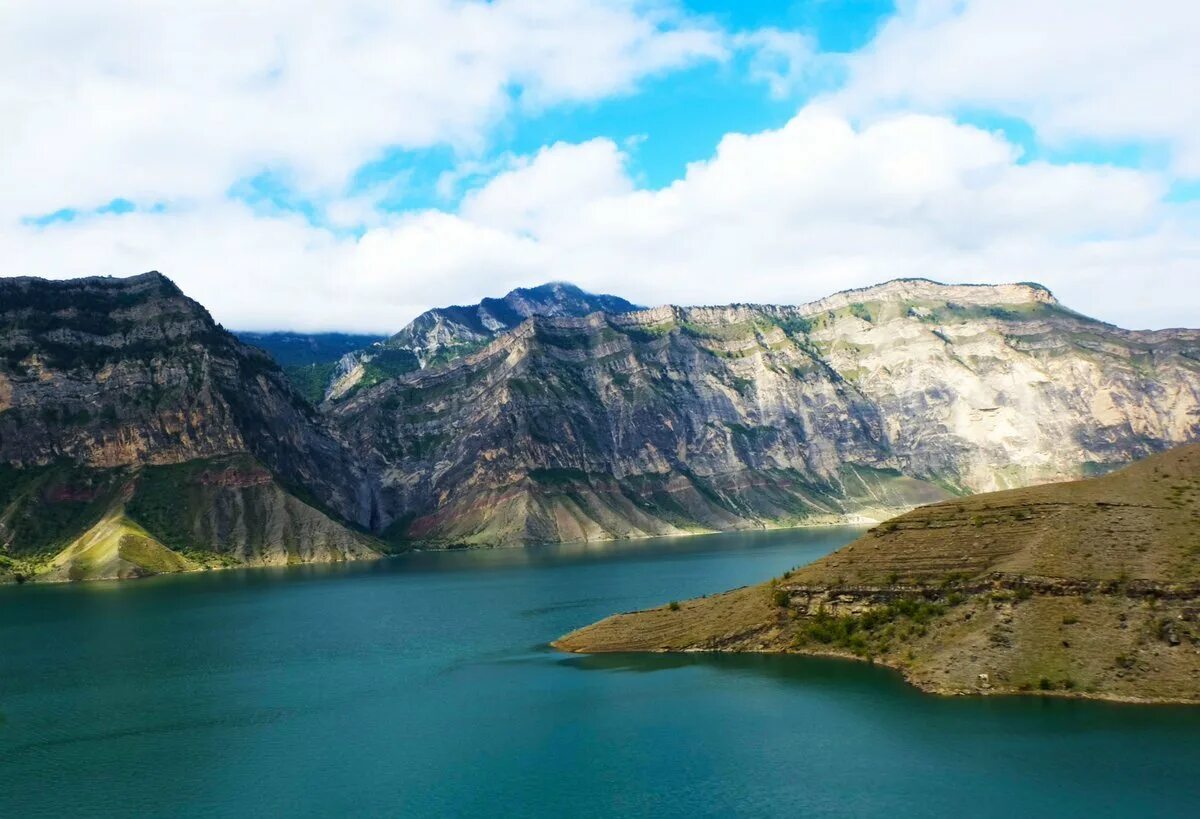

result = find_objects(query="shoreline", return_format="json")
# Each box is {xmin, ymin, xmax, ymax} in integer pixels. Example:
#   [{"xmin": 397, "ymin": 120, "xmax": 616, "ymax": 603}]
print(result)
[
  {"xmin": 2, "ymin": 514, "xmax": 876, "ymax": 586},
  {"xmin": 550, "ymin": 642, "xmax": 1200, "ymax": 706}
]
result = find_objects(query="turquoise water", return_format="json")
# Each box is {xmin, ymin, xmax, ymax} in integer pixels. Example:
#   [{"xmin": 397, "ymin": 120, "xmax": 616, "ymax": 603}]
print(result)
[{"xmin": 2, "ymin": 528, "xmax": 1198, "ymax": 818}]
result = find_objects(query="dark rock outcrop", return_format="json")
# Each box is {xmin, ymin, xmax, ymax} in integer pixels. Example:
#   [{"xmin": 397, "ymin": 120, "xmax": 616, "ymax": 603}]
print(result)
[{"xmin": 0, "ymin": 272, "xmax": 375, "ymax": 527}]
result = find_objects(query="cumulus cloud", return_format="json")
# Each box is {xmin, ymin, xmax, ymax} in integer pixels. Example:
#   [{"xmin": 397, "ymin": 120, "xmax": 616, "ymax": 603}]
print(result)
[
  {"xmin": 3, "ymin": 0, "xmax": 1197, "ymax": 333},
  {"xmin": 461, "ymin": 139, "xmax": 634, "ymax": 234},
  {"xmin": 0, "ymin": 0, "xmax": 726, "ymax": 220},
  {"xmin": 5, "ymin": 108, "xmax": 1196, "ymax": 331},
  {"xmin": 832, "ymin": 0, "xmax": 1200, "ymax": 175}
]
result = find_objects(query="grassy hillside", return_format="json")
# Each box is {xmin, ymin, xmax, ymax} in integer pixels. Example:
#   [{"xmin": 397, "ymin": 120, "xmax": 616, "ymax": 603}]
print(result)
[{"xmin": 556, "ymin": 445, "xmax": 1200, "ymax": 703}]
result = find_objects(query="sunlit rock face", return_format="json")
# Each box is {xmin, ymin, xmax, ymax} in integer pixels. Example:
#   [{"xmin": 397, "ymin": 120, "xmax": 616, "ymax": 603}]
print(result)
[
  {"xmin": 333, "ymin": 279, "xmax": 1200, "ymax": 546},
  {"xmin": 4, "ymin": 272, "xmax": 1196, "ymax": 554}
]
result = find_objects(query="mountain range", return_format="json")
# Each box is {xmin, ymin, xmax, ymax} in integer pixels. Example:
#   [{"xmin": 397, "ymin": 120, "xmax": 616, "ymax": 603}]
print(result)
[
  {"xmin": 332, "ymin": 278, "xmax": 1200, "ymax": 546},
  {"xmin": 2, "ymin": 271, "xmax": 1199, "ymax": 581}
]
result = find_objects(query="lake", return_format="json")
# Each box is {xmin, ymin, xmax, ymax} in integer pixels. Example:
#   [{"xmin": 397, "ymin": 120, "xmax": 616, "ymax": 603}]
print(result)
[{"xmin": 2, "ymin": 527, "xmax": 1198, "ymax": 817}]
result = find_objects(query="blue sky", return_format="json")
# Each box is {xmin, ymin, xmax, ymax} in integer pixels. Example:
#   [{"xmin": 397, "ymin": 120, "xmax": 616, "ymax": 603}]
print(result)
[
  {"xmin": 3, "ymin": 0, "xmax": 1198, "ymax": 331},
  {"xmin": 212, "ymin": 0, "xmax": 1191, "ymax": 233},
  {"xmin": 223, "ymin": 1, "xmax": 901, "ymax": 223}
]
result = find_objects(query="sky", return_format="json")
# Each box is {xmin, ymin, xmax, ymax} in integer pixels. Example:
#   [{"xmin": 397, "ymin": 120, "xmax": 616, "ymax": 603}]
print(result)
[{"xmin": 3, "ymin": 0, "xmax": 1199, "ymax": 332}]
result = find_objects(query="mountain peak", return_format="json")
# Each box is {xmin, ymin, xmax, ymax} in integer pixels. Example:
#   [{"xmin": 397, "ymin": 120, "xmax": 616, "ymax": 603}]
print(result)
[
  {"xmin": 507, "ymin": 281, "xmax": 585, "ymax": 299},
  {"xmin": 494, "ymin": 281, "xmax": 641, "ymax": 317}
]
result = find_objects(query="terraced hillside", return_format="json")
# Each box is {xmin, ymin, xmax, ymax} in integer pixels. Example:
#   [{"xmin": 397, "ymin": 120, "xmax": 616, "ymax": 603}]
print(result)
[{"xmin": 555, "ymin": 445, "xmax": 1200, "ymax": 703}]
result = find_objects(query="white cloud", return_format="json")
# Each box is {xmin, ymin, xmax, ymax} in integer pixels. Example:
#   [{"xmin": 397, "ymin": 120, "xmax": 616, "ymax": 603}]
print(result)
[
  {"xmin": 5, "ymin": 107, "xmax": 1197, "ymax": 332},
  {"xmin": 733, "ymin": 28, "xmax": 820, "ymax": 100},
  {"xmin": 0, "ymin": 0, "xmax": 726, "ymax": 220},
  {"xmin": 0, "ymin": 201, "xmax": 549, "ymax": 333},
  {"xmin": 461, "ymin": 139, "xmax": 633, "ymax": 234},
  {"xmin": 449, "ymin": 108, "xmax": 1192, "ymax": 329},
  {"xmin": 832, "ymin": 0, "xmax": 1200, "ymax": 174},
  {"xmin": 4, "ymin": 1, "xmax": 1197, "ymax": 334}
]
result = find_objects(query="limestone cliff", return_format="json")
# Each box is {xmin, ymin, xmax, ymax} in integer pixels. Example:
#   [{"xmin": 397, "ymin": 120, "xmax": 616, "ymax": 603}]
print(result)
[
  {"xmin": 0, "ymin": 272, "xmax": 375, "ymax": 526},
  {"xmin": 333, "ymin": 279, "xmax": 1200, "ymax": 546},
  {"xmin": 5, "ymin": 273, "xmax": 1198, "ymax": 560},
  {"xmin": 0, "ymin": 273, "xmax": 379, "ymax": 580}
]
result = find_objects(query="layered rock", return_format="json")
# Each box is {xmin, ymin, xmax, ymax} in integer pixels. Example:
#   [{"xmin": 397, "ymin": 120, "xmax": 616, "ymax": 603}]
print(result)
[
  {"xmin": 555, "ymin": 445, "xmax": 1200, "ymax": 704},
  {"xmin": 0, "ymin": 272, "xmax": 374, "ymax": 526},
  {"xmin": 333, "ymin": 279, "xmax": 1200, "ymax": 546},
  {"xmin": 5, "ymin": 272, "xmax": 1199, "ymax": 564},
  {"xmin": 0, "ymin": 273, "xmax": 379, "ymax": 580}
]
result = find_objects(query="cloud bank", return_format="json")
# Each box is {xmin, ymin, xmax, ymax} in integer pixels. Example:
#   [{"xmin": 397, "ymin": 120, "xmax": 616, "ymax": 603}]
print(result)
[{"xmin": 2, "ymin": 1, "xmax": 1197, "ymax": 332}]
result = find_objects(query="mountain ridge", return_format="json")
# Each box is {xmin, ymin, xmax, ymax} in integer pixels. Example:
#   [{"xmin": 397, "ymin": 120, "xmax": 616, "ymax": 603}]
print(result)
[
  {"xmin": 322, "ymin": 281, "xmax": 642, "ymax": 401},
  {"xmin": 332, "ymin": 278, "xmax": 1200, "ymax": 546},
  {"xmin": 3, "ymin": 271, "xmax": 1199, "ymax": 579}
]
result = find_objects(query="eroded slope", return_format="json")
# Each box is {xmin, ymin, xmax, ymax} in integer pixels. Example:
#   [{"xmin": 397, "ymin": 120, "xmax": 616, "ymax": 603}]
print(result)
[
  {"xmin": 336, "ymin": 280, "xmax": 1200, "ymax": 547},
  {"xmin": 556, "ymin": 445, "xmax": 1200, "ymax": 703}
]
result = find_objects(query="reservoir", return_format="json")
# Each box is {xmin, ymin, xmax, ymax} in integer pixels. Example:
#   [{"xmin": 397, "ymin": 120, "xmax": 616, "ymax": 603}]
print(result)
[{"xmin": 2, "ymin": 527, "xmax": 1197, "ymax": 817}]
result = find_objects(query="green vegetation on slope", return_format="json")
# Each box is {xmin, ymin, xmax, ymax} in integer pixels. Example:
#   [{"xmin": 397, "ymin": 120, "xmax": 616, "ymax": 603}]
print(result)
[
  {"xmin": 2, "ymin": 454, "xmax": 380, "ymax": 583},
  {"xmin": 0, "ymin": 464, "xmax": 128, "ymax": 561},
  {"xmin": 234, "ymin": 332, "xmax": 385, "ymax": 367},
  {"xmin": 283, "ymin": 362, "xmax": 338, "ymax": 404}
]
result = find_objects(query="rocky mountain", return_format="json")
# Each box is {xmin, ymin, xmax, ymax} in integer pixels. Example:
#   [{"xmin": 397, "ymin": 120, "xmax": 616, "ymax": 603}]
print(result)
[
  {"xmin": 4, "ymin": 272, "xmax": 1199, "ymax": 578},
  {"xmin": 333, "ymin": 279, "xmax": 1200, "ymax": 547},
  {"xmin": 554, "ymin": 444, "xmax": 1200, "ymax": 704},
  {"xmin": 324, "ymin": 282, "xmax": 641, "ymax": 401},
  {"xmin": 0, "ymin": 272, "xmax": 378, "ymax": 581}
]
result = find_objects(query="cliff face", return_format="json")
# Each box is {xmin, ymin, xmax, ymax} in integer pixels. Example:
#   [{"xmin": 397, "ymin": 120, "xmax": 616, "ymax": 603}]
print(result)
[
  {"xmin": 334, "ymin": 279, "xmax": 1200, "ymax": 546},
  {"xmin": 0, "ymin": 272, "xmax": 374, "ymax": 527},
  {"xmin": 5, "ymin": 273, "xmax": 1199, "ymax": 565},
  {"xmin": 0, "ymin": 273, "xmax": 379, "ymax": 581},
  {"xmin": 555, "ymin": 445, "xmax": 1200, "ymax": 704},
  {"xmin": 324, "ymin": 282, "xmax": 641, "ymax": 400}
]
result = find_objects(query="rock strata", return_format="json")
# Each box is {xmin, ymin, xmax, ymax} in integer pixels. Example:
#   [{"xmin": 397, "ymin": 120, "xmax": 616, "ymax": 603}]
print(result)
[
  {"xmin": 555, "ymin": 445, "xmax": 1200, "ymax": 703},
  {"xmin": 334, "ymin": 279, "xmax": 1200, "ymax": 546},
  {"xmin": 0, "ymin": 273, "xmax": 379, "ymax": 581}
]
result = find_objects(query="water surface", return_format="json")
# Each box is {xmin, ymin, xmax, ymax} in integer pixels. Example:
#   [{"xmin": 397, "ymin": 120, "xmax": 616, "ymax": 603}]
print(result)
[{"xmin": 2, "ymin": 528, "xmax": 1198, "ymax": 817}]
